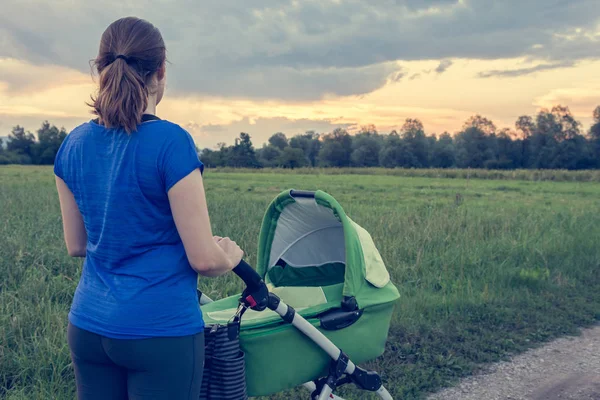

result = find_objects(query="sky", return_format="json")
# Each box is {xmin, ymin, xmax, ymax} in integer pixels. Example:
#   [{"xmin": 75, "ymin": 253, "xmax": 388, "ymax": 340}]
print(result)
[{"xmin": 1, "ymin": 0, "xmax": 599, "ymax": 148}]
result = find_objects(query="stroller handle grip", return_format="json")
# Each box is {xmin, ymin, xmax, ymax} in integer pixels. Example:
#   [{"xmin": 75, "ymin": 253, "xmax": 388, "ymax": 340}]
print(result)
[
  {"xmin": 233, "ymin": 260, "xmax": 269, "ymax": 311},
  {"xmin": 233, "ymin": 260, "xmax": 262, "ymax": 290}
]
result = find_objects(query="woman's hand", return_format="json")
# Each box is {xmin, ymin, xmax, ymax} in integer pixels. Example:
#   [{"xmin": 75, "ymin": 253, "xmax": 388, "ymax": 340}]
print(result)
[{"xmin": 213, "ymin": 236, "xmax": 244, "ymax": 270}]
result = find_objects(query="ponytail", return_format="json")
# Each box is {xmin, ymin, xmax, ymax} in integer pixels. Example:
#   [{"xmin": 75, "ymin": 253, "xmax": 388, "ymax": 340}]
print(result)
[{"xmin": 89, "ymin": 17, "xmax": 166, "ymax": 134}]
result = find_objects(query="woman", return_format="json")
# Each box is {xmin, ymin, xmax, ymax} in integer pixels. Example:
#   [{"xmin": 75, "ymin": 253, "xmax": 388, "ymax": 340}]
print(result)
[{"xmin": 54, "ymin": 17, "xmax": 243, "ymax": 400}]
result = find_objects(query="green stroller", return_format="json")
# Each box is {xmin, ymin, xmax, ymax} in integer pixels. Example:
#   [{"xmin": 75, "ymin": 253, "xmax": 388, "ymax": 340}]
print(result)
[{"xmin": 198, "ymin": 189, "xmax": 400, "ymax": 399}]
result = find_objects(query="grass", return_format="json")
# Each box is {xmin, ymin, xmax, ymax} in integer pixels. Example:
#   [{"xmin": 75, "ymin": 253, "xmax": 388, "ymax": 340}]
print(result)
[
  {"xmin": 1, "ymin": 165, "xmax": 599, "ymax": 399},
  {"xmin": 210, "ymin": 167, "xmax": 600, "ymax": 182}
]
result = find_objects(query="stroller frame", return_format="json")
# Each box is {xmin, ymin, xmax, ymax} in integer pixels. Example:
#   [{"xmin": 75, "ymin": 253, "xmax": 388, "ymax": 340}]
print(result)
[{"xmin": 199, "ymin": 264, "xmax": 394, "ymax": 400}]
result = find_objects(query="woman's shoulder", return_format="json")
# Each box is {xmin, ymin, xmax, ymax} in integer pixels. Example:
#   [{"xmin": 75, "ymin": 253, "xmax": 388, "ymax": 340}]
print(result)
[
  {"xmin": 54, "ymin": 121, "xmax": 98, "ymax": 178},
  {"xmin": 57, "ymin": 122, "xmax": 97, "ymax": 151},
  {"xmin": 140, "ymin": 119, "xmax": 195, "ymax": 145},
  {"xmin": 67, "ymin": 120, "xmax": 103, "ymax": 139},
  {"xmin": 143, "ymin": 119, "xmax": 189, "ymax": 134}
]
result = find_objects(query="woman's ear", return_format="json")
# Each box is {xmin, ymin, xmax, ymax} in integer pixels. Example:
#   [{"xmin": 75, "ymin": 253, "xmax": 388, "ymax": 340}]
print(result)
[
  {"xmin": 157, "ymin": 63, "xmax": 166, "ymax": 81},
  {"xmin": 155, "ymin": 63, "xmax": 167, "ymax": 105}
]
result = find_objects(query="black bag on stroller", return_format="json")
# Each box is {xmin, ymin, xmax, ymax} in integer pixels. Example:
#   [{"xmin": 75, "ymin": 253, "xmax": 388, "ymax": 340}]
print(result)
[{"xmin": 199, "ymin": 304, "xmax": 248, "ymax": 400}]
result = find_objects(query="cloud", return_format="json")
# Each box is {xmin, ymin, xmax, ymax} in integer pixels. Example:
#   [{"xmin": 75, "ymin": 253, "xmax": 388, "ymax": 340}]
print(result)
[
  {"xmin": 0, "ymin": 0, "xmax": 599, "ymax": 100},
  {"xmin": 154, "ymin": 85, "xmax": 477, "ymax": 145},
  {"xmin": 388, "ymin": 68, "xmax": 407, "ymax": 83},
  {"xmin": 533, "ymin": 86, "xmax": 600, "ymax": 122},
  {"xmin": 0, "ymin": 58, "xmax": 90, "ymax": 94},
  {"xmin": 191, "ymin": 116, "xmax": 354, "ymax": 148},
  {"xmin": 435, "ymin": 60, "xmax": 453, "ymax": 74},
  {"xmin": 477, "ymin": 61, "xmax": 576, "ymax": 78},
  {"xmin": 0, "ymin": 62, "xmax": 94, "ymax": 121},
  {"xmin": 169, "ymin": 62, "xmax": 404, "ymax": 101}
]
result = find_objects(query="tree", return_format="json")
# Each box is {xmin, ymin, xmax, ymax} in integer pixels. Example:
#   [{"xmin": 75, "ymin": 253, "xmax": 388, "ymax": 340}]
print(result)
[
  {"xmin": 589, "ymin": 106, "xmax": 600, "ymax": 141},
  {"xmin": 379, "ymin": 131, "xmax": 418, "ymax": 168},
  {"xmin": 212, "ymin": 142, "xmax": 230, "ymax": 167},
  {"xmin": 351, "ymin": 127, "xmax": 382, "ymax": 167},
  {"xmin": 551, "ymin": 135, "xmax": 593, "ymax": 170},
  {"xmin": 454, "ymin": 125, "xmax": 495, "ymax": 168},
  {"xmin": 34, "ymin": 121, "xmax": 67, "ymax": 164},
  {"xmin": 7, "ymin": 126, "xmax": 36, "ymax": 161},
  {"xmin": 227, "ymin": 132, "xmax": 260, "ymax": 168},
  {"xmin": 318, "ymin": 128, "xmax": 352, "ymax": 167},
  {"xmin": 401, "ymin": 118, "xmax": 429, "ymax": 167},
  {"xmin": 268, "ymin": 132, "xmax": 288, "ymax": 151},
  {"xmin": 526, "ymin": 106, "xmax": 583, "ymax": 169},
  {"xmin": 200, "ymin": 148, "xmax": 213, "ymax": 167},
  {"xmin": 515, "ymin": 115, "xmax": 536, "ymax": 139},
  {"xmin": 257, "ymin": 144, "xmax": 282, "ymax": 167},
  {"xmin": 525, "ymin": 109, "xmax": 558, "ymax": 168},
  {"xmin": 290, "ymin": 131, "xmax": 321, "ymax": 167},
  {"xmin": 589, "ymin": 106, "xmax": 600, "ymax": 168},
  {"xmin": 491, "ymin": 128, "xmax": 522, "ymax": 169},
  {"xmin": 5, "ymin": 107, "xmax": 600, "ymax": 169},
  {"xmin": 318, "ymin": 141, "xmax": 349, "ymax": 167},
  {"xmin": 359, "ymin": 124, "xmax": 377, "ymax": 135},
  {"xmin": 278, "ymin": 147, "xmax": 307, "ymax": 169},
  {"xmin": 463, "ymin": 115, "xmax": 496, "ymax": 135},
  {"xmin": 551, "ymin": 105, "xmax": 581, "ymax": 141},
  {"xmin": 401, "ymin": 119, "xmax": 424, "ymax": 135},
  {"xmin": 200, "ymin": 148, "xmax": 225, "ymax": 167},
  {"xmin": 379, "ymin": 132, "xmax": 401, "ymax": 168},
  {"xmin": 431, "ymin": 133, "xmax": 455, "ymax": 168}
]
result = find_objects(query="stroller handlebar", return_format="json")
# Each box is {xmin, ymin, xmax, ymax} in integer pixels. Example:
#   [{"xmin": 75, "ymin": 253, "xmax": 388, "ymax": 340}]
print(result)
[
  {"xmin": 232, "ymin": 259, "xmax": 263, "ymax": 291},
  {"xmin": 289, "ymin": 190, "xmax": 315, "ymax": 199},
  {"xmin": 233, "ymin": 260, "xmax": 269, "ymax": 311}
]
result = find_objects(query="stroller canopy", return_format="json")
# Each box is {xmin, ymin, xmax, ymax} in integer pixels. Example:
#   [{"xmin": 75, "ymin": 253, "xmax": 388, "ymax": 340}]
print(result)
[{"xmin": 257, "ymin": 190, "xmax": 399, "ymax": 309}]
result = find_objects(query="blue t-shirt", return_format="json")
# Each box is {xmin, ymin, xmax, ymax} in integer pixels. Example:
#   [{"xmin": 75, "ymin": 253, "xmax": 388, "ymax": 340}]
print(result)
[{"xmin": 54, "ymin": 117, "xmax": 205, "ymax": 339}]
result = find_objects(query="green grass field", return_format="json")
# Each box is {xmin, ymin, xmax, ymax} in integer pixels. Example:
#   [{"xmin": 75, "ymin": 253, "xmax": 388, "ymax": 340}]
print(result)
[{"xmin": 1, "ymin": 165, "xmax": 600, "ymax": 399}]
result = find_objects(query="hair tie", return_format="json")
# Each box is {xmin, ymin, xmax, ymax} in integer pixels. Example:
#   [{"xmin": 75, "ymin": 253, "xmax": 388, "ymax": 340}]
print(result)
[{"xmin": 115, "ymin": 54, "xmax": 129, "ymax": 62}]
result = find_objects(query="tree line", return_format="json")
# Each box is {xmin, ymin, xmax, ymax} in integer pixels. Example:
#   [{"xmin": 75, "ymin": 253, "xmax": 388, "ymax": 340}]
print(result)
[
  {"xmin": 202, "ymin": 105, "xmax": 600, "ymax": 170},
  {"xmin": 2, "ymin": 105, "xmax": 600, "ymax": 169},
  {"xmin": 0, "ymin": 122, "xmax": 67, "ymax": 165}
]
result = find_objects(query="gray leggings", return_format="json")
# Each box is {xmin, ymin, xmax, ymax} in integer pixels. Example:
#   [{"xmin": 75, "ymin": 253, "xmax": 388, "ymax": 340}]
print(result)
[{"xmin": 67, "ymin": 322, "xmax": 204, "ymax": 400}]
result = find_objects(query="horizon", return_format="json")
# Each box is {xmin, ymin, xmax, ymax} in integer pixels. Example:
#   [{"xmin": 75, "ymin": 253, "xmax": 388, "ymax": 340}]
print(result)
[{"xmin": 1, "ymin": 1, "xmax": 599, "ymax": 149}]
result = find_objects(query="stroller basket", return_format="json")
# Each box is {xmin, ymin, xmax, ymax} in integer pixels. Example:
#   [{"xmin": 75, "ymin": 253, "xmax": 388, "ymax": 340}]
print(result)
[{"xmin": 199, "ymin": 189, "xmax": 400, "ymax": 399}]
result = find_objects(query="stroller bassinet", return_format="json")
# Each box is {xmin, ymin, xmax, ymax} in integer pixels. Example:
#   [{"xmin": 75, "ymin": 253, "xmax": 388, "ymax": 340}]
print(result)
[{"xmin": 200, "ymin": 189, "xmax": 400, "ymax": 398}]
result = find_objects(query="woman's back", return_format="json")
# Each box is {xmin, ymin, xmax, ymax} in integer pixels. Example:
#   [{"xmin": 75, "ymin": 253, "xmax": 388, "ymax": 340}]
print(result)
[
  {"xmin": 55, "ymin": 117, "xmax": 205, "ymax": 339},
  {"xmin": 57, "ymin": 17, "xmax": 243, "ymax": 399}
]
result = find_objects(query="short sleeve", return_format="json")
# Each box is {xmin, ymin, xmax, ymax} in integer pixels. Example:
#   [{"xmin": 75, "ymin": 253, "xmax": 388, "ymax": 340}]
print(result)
[
  {"xmin": 53, "ymin": 133, "xmax": 69, "ymax": 180},
  {"xmin": 159, "ymin": 127, "xmax": 204, "ymax": 192}
]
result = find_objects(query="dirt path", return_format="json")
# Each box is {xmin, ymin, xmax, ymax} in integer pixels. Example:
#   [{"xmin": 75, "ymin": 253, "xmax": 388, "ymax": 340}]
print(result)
[{"xmin": 427, "ymin": 324, "xmax": 600, "ymax": 400}]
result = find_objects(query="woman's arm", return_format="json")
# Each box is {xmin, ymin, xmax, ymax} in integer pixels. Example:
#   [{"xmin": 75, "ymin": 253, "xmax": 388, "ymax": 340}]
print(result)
[
  {"xmin": 168, "ymin": 168, "xmax": 242, "ymax": 277},
  {"xmin": 55, "ymin": 176, "xmax": 87, "ymax": 257}
]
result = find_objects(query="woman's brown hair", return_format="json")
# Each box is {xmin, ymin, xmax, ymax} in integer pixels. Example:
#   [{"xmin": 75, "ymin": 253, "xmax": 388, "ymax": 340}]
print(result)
[{"xmin": 89, "ymin": 17, "xmax": 166, "ymax": 133}]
